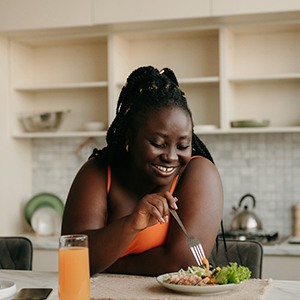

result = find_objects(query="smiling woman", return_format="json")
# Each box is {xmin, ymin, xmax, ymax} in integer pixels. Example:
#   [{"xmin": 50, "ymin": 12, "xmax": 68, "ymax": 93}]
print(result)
[{"xmin": 61, "ymin": 66, "xmax": 223, "ymax": 276}]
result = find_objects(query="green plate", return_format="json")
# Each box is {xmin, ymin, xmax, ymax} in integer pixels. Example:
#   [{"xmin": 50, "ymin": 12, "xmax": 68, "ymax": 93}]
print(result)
[
  {"xmin": 24, "ymin": 193, "xmax": 64, "ymax": 225},
  {"xmin": 230, "ymin": 119, "xmax": 270, "ymax": 128}
]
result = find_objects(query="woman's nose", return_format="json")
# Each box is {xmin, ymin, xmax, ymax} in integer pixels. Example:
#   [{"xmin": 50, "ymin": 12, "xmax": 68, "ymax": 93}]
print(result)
[{"xmin": 161, "ymin": 147, "xmax": 178, "ymax": 161}]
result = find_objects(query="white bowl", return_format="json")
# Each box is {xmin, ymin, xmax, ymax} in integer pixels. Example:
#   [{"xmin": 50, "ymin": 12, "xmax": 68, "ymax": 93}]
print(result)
[
  {"xmin": 84, "ymin": 122, "xmax": 105, "ymax": 131},
  {"xmin": 0, "ymin": 280, "xmax": 16, "ymax": 299},
  {"xmin": 19, "ymin": 110, "xmax": 70, "ymax": 132}
]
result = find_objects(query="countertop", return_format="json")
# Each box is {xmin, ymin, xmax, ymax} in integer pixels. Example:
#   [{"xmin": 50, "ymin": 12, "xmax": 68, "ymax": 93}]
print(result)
[
  {"xmin": 1, "ymin": 270, "xmax": 300, "ymax": 300},
  {"xmin": 263, "ymin": 237, "xmax": 300, "ymax": 256}
]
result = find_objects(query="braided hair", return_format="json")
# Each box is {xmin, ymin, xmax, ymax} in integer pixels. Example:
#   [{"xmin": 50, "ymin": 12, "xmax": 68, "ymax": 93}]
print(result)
[{"xmin": 90, "ymin": 66, "xmax": 214, "ymax": 164}]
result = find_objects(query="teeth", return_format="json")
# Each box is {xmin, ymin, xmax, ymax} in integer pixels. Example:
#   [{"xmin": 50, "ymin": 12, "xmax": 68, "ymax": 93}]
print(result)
[{"xmin": 155, "ymin": 165, "xmax": 175, "ymax": 173}]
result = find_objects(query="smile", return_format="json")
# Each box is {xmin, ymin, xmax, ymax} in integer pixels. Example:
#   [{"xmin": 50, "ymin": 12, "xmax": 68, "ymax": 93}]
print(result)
[{"xmin": 154, "ymin": 165, "xmax": 177, "ymax": 176}]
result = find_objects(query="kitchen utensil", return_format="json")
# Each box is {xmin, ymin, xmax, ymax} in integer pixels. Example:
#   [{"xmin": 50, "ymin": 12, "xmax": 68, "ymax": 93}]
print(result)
[
  {"xmin": 230, "ymin": 193, "xmax": 262, "ymax": 231},
  {"xmin": 19, "ymin": 110, "xmax": 70, "ymax": 132},
  {"xmin": 169, "ymin": 208, "xmax": 206, "ymax": 266}
]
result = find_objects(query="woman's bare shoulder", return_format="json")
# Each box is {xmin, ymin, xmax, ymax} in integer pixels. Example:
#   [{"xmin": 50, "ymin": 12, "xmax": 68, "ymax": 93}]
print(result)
[
  {"xmin": 186, "ymin": 156, "xmax": 219, "ymax": 175},
  {"xmin": 177, "ymin": 155, "xmax": 223, "ymax": 200}
]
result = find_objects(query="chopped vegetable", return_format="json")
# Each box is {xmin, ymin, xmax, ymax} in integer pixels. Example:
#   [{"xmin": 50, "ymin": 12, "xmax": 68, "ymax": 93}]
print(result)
[{"xmin": 163, "ymin": 263, "xmax": 251, "ymax": 286}]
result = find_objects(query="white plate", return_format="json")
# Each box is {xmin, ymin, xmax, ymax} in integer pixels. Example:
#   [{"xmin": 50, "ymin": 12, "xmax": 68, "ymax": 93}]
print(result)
[
  {"xmin": 31, "ymin": 206, "xmax": 62, "ymax": 236},
  {"xmin": 0, "ymin": 280, "xmax": 16, "ymax": 299},
  {"xmin": 157, "ymin": 273, "xmax": 240, "ymax": 295}
]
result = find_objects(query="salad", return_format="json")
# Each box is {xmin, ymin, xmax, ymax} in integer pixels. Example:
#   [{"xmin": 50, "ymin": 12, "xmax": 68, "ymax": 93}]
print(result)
[{"xmin": 163, "ymin": 263, "xmax": 251, "ymax": 286}]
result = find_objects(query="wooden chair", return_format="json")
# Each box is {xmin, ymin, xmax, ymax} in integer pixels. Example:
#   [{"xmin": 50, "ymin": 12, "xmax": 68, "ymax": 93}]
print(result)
[
  {"xmin": 0, "ymin": 236, "xmax": 33, "ymax": 270},
  {"xmin": 209, "ymin": 239, "xmax": 263, "ymax": 278}
]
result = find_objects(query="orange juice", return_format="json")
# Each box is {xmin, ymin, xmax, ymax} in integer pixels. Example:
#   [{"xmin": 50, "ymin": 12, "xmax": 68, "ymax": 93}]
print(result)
[{"xmin": 58, "ymin": 247, "xmax": 90, "ymax": 300}]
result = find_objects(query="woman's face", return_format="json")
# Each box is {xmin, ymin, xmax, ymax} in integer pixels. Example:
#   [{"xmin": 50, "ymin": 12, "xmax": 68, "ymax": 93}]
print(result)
[{"xmin": 128, "ymin": 107, "xmax": 193, "ymax": 187}]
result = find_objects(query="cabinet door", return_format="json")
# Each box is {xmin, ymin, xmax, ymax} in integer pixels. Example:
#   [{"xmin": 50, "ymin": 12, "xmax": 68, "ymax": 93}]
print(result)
[
  {"xmin": 0, "ymin": 0, "xmax": 92, "ymax": 31},
  {"xmin": 93, "ymin": 0, "xmax": 210, "ymax": 25},
  {"xmin": 212, "ymin": 0, "xmax": 300, "ymax": 16}
]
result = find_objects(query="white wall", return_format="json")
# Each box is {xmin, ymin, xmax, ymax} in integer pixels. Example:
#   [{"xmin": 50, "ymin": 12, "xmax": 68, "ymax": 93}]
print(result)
[{"xmin": 0, "ymin": 37, "xmax": 32, "ymax": 235}]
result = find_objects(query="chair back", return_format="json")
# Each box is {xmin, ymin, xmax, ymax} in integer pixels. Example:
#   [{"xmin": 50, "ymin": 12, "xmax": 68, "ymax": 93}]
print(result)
[
  {"xmin": 209, "ymin": 239, "xmax": 263, "ymax": 278},
  {"xmin": 0, "ymin": 236, "xmax": 33, "ymax": 270}
]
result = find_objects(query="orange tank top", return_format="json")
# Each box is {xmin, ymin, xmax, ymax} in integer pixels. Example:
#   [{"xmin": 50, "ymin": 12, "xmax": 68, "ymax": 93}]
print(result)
[{"xmin": 106, "ymin": 166, "xmax": 179, "ymax": 257}]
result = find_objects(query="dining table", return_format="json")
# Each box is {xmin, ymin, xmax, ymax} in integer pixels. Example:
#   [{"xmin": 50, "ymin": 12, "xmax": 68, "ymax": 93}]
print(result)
[{"xmin": 0, "ymin": 269, "xmax": 300, "ymax": 300}]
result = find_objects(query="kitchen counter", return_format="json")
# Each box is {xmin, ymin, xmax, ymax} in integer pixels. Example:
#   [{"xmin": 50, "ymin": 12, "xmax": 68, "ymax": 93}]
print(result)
[
  {"xmin": 23, "ymin": 234, "xmax": 300, "ymax": 255},
  {"xmin": 22, "ymin": 233, "xmax": 300, "ymax": 278},
  {"xmin": 22, "ymin": 233, "xmax": 59, "ymax": 272},
  {"xmin": 263, "ymin": 237, "xmax": 300, "ymax": 256},
  {"xmin": 23, "ymin": 233, "xmax": 59, "ymax": 250}
]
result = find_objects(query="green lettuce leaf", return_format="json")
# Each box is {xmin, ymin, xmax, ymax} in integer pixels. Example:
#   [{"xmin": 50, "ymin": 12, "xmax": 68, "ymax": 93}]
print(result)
[{"xmin": 214, "ymin": 262, "xmax": 251, "ymax": 284}]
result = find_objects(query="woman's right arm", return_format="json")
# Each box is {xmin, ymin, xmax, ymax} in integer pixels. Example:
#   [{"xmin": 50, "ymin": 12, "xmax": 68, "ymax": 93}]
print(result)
[
  {"xmin": 61, "ymin": 158, "xmax": 139, "ymax": 274},
  {"xmin": 61, "ymin": 158, "xmax": 176, "ymax": 275}
]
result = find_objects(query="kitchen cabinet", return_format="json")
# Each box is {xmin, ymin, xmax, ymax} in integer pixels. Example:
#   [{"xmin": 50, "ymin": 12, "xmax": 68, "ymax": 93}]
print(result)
[
  {"xmin": 0, "ymin": 0, "xmax": 92, "ymax": 31},
  {"xmin": 10, "ymin": 35, "xmax": 109, "ymax": 138},
  {"xmin": 93, "ymin": 0, "xmax": 210, "ymax": 25},
  {"xmin": 7, "ymin": 14, "xmax": 300, "ymax": 138},
  {"xmin": 212, "ymin": 0, "xmax": 300, "ymax": 17},
  {"xmin": 220, "ymin": 22, "xmax": 300, "ymax": 131},
  {"xmin": 263, "ymin": 240, "xmax": 300, "ymax": 280},
  {"xmin": 263, "ymin": 255, "xmax": 300, "ymax": 280},
  {"xmin": 32, "ymin": 248, "xmax": 58, "ymax": 272}
]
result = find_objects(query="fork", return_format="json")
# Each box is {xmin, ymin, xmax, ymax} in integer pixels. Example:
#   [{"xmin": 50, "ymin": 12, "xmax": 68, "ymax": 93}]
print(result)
[{"xmin": 169, "ymin": 208, "xmax": 206, "ymax": 267}]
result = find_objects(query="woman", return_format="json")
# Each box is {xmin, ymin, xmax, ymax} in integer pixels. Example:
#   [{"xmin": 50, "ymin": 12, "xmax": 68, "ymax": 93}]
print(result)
[{"xmin": 61, "ymin": 66, "xmax": 223, "ymax": 276}]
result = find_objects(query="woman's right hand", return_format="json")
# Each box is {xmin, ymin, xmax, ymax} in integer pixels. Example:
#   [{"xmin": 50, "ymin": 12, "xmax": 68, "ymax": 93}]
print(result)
[{"xmin": 129, "ymin": 191, "xmax": 178, "ymax": 231}]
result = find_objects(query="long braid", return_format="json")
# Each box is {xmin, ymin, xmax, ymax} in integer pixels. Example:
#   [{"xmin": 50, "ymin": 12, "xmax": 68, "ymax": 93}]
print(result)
[{"xmin": 90, "ymin": 66, "xmax": 214, "ymax": 164}]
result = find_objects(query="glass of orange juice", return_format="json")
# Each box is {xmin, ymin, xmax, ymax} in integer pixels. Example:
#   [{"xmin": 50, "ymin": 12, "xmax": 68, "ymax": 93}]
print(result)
[{"xmin": 58, "ymin": 234, "xmax": 90, "ymax": 300}]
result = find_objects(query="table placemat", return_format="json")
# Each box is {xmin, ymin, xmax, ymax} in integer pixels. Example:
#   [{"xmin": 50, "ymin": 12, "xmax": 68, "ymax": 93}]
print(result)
[{"xmin": 91, "ymin": 274, "xmax": 272, "ymax": 300}]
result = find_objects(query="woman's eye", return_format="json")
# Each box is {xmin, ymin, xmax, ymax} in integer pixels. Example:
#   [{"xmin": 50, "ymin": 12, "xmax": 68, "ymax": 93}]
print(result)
[
  {"xmin": 150, "ymin": 141, "xmax": 165, "ymax": 148},
  {"xmin": 178, "ymin": 145, "xmax": 190, "ymax": 151}
]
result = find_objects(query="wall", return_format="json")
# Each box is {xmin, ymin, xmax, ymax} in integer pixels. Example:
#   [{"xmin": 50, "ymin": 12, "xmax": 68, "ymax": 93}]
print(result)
[
  {"xmin": 0, "ymin": 37, "xmax": 32, "ymax": 235},
  {"xmin": 32, "ymin": 132, "xmax": 300, "ymax": 237}
]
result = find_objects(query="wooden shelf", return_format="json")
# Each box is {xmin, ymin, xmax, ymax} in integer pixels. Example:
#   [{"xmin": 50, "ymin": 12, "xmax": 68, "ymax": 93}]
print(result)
[
  {"xmin": 14, "ymin": 81, "xmax": 108, "ymax": 91},
  {"xmin": 11, "ymin": 131, "xmax": 107, "ymax": 139}
]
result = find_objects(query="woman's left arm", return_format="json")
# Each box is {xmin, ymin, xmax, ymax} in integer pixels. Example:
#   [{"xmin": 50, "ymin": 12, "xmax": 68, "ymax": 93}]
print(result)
[{"xmin": 106, "ymin": 157, "xmax": 224, "ymax": 276}]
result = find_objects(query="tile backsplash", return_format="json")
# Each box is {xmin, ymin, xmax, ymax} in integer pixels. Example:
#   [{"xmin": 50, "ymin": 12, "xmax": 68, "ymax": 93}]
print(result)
[{"xmin": 32, "ymin": 133, "xmax": 300, "ymax": 237}]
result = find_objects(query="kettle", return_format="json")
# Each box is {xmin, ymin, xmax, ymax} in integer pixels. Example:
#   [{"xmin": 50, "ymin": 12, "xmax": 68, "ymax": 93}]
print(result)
[{"xmin": 230, "ymin": 193, "xmax": 262, "ymax": 231}]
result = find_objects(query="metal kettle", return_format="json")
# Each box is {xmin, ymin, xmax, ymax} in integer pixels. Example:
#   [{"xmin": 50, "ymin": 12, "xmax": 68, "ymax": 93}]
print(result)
[{"xmin": 230, "ymin": 193, "xmax": 262, "ymax": 231}]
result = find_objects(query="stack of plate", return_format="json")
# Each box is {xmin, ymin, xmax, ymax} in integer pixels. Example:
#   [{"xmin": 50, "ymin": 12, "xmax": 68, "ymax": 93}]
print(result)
[
  {"xmin": 230, "ymin": 119, "xmax": 270, "ymax": 128},
  {"xmin": 24, "ymin": 193, "xmax": 64, "ymax": 236}
]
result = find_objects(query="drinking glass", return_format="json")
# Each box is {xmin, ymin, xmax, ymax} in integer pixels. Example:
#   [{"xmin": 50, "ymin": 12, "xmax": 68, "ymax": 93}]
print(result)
[{"xmin": 58, "ymin": 234, "xmax": 90, "ymax": 300}]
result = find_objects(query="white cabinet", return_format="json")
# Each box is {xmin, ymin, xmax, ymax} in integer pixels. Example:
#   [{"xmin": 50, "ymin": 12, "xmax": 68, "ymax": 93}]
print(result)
[
  {"xmin": 32, "ymin": 249, "xmax": 58, "ymax": 272},
  {"xmin": 7, "ymin": 15, "xmax": 300, "ymax": 138},
  {"xmin": 263, "ymin": 255, "xmax": 300, "ymax": 280},
  {"xmin": 0, "ymin": 0, "xmax": 92, "ymax": 31},
  {"xmin": 93, "ymin": 0, "xmax": 210, "ymax": 25},
  {"xmin": 212, "ymin": 0, "xmax": 300, "ymax": 16}
]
